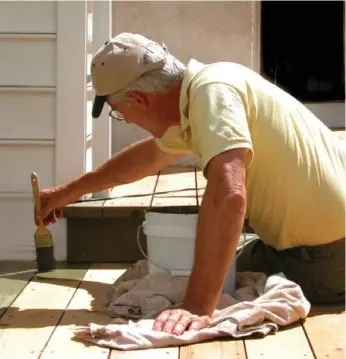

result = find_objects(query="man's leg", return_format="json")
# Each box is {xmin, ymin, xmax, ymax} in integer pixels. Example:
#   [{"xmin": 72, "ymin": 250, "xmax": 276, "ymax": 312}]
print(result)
[{"xmin": 237, "ymin": 237, "xmax": 345, "ymax": 304}]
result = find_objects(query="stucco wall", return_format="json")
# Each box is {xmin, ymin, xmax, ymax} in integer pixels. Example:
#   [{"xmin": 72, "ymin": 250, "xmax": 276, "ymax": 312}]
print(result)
[
  {"xmin": 110, "ymin": 1, "xmax": 344, "ymax": 157},
  {"xmin": 111, "ymin": 1, "xmax": 260, "ymax": 156}
]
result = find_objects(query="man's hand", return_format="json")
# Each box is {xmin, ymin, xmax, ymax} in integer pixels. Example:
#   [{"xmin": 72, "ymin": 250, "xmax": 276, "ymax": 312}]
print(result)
[
  {"xmin": 153, "ymin": 307, "xmax": 211, "ymax": 335},
  {"xmin": 34, "ymin": 186, "xmax": 81, "ymax": 226}
]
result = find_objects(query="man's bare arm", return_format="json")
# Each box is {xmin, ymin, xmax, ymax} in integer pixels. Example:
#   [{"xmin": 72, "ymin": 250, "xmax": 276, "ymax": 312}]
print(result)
[
  {"xmin": 67, "ymin": 138, "xmax": 182, "ymax": 197},
  {"xmin": 39, "ymin": 138, "xmax": 182, "ymax": 221},
  {"xmin": 183, "ymin": 148, "xmax": 247, "ymax": 315}
]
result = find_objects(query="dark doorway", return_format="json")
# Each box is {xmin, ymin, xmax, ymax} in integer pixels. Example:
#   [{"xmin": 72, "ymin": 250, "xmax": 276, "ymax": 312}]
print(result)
[{"xmin": 261, "ymin": 1, "xmax": 345, "ymax": 103}]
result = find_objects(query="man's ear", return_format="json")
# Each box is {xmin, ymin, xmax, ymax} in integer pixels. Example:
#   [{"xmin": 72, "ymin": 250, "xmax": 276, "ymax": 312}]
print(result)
[{"xmin": 126, "ymin": 91, "xmax": 149, "ymax": 107}]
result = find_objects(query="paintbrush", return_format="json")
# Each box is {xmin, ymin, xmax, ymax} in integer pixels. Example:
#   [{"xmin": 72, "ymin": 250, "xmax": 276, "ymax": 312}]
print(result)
[{"xmin": 31, "ymin": 172, "xmax": 55, "ymax": 272}]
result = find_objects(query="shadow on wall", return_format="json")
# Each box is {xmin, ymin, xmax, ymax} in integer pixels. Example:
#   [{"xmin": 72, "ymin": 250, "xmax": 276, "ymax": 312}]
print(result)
[
  {"xmin": 111, "ymin": 119, "xmax": 197, "ymax": 166},
  {"xmin": 110, "ymin": 1, "xmax": 260, "ymax": 162}
]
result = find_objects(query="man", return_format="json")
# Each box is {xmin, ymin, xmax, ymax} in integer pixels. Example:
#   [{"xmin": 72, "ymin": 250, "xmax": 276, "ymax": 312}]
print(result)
[{"xmin": 37, "ymin": 33, "xmax": 345, "ymax": 335}]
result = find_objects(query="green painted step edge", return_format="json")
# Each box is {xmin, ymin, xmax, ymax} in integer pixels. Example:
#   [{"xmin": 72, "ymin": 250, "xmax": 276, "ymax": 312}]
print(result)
[
  {"xmin": 0, "ymin": 262, "xmax": 91, "ymax": 319},
  {"xmin": 0, "ymin": 261, "xmax": 37, "ymax": 318}
]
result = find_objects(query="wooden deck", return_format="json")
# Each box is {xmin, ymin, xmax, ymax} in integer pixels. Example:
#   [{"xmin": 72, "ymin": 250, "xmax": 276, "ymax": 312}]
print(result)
[
  {"xmin": 1, "ymin": 129, "xmax": 345, "ymax": 358},
  {"xmin": 0, "ymin": 262, "xmax": 344, "ymax": 359}
]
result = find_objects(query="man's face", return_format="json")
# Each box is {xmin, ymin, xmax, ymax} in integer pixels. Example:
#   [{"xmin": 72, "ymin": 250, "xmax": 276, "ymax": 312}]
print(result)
[{"xmin": 107, "ymin": 92, "xmax": 166, "ymax": 137}]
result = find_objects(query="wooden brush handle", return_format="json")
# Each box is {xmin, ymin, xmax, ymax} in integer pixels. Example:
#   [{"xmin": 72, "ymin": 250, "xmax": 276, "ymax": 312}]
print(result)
[{"xmin": 31, "ymin": 172, "xmax": 43, "ymax": 223}]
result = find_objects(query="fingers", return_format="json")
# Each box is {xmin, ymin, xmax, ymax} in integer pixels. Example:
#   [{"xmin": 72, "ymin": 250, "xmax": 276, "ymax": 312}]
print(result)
[
  {"xmin": 162, "ymin": 310, "xmax": 184, "ymax": 334},
  {"xmin": 55, "ymin": 208, "xmax": 64, "ymax": 219},
  {"xmin": 41, "ymin": 203, "xmax": 53, "ymax": 222},
  {"xmin": 152, "ymin": 310, "xmax": 171, "ymax": 332},
  {"xmin": 34, "ymin": 190, "xmax": 50, "ymax": 225},
  {"xmin": 171, "ymin": 314, "xmax": 193, "ymax": 336},
  {"xmin": 33, "ymin": 189, "xmax": 64, "ymax": 227},
  {"xmin": 153, "ymin": 309, "xmax": 210, "ymax": 336},
  {"xmin": 188, "ymin": 316, "xmax": 210, "ymax": 331},
  {"xmin": 42, "ymin": 207, "xmax": 62, "ymax": 226}
]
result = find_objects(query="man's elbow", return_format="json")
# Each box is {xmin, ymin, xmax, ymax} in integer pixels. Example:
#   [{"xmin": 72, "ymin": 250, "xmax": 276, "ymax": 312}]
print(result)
[{"xmin": 220, "ymin": 190, "xmax": 246, "ymax": 214}]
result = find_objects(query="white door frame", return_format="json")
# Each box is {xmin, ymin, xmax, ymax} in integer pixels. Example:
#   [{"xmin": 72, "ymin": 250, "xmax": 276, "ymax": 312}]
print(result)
[{"xmin": 90, "ymin": 0, "xmax": 113, "ymax": 199}]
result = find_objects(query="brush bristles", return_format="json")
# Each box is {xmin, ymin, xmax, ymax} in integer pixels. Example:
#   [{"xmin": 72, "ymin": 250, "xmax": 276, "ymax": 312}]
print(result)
[{"xmin": 36, "ymin": 246, "xmax": 55, "ymax": 272}]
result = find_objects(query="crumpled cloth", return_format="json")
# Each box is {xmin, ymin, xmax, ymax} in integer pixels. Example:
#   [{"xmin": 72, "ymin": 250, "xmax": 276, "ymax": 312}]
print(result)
[{"xmin": 73, "ymin": 259, "xmax": 311, "ymax": 350}]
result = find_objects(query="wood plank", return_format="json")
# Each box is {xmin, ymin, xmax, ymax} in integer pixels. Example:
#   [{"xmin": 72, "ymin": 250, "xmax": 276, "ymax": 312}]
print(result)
[
  {"xmin": 0, "ymin": 265, "xmax": 88, "ymax": 359},
  {"xmin": 103, "ymin": 174, "xmax": 158, "ymax": 216},
  {"xmin": 303, "ymin": 305, "xmax": 345, "ymax": 359},
  {"xmin": 0, "ymin": 1, "xmax": 56, "ymax": 33},
  {"xmin": 0, "ymin": 198, "xmax": 47, "ymax": 261},
  {"xmin": 111, "ymin": 347, "xmax": 179, "ymax": 359},
  {"xmin": 35, "ymin": 263, "xmax": 90, "ymax": 282},
  {"xmin": 0, "ymin": 145, "xmax": 54, "ymax": 193},
  {"xmin": 151, "ymin": 167, "xmax": 197, "ymax": 207},
  {"xmin": 179, "ymin": 340, "xmax": 246, "ymax": 359},
  {"xmin": 63, "ymin": 199, "xmax": 106, "ymax": 218},
  {"xmin": 66, "ymin": 217, "xmax": 147, "ymax": 263},
  {"xmin": 0, "ymin": 39, "xmax": 56, "ymax": 87},
  {"xmin": 39, "ymin": 263, "xmax": 130, "ymax": 359},
  {"xmin": 0, "ymin": 261, "xmax": 37, "ymax": 318},
  {"xmin": 38, "ymin": 263, "xmax": 178, "ymax": 359},
  {"xmin": 0, "ymin": 91, "xmax": 55, "ymax": 140},
  {"xmin": 245, "ymin": 323, "xmax": 314, "ymax": 359}
]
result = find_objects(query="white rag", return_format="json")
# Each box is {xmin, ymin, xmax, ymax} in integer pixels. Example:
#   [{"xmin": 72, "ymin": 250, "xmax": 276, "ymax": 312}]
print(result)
[{"xmin": 73, "ymin": 259, "xmax": 311, "ymax": 350}]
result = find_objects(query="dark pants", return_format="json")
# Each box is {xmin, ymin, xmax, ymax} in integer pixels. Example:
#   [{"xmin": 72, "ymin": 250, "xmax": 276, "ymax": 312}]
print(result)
[{"xmin": 237, "ymin": 237, "xmax": 345, "ymax": 304}]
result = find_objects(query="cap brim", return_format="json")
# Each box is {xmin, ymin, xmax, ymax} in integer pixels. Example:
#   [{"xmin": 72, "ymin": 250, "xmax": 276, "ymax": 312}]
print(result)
[{"xmin": 92, "ymin": 95, "xmax": 106, "ymax": 119}]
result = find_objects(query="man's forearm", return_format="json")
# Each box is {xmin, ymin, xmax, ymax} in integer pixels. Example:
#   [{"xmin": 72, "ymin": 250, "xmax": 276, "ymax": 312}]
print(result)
[
  {"xmin": 62, "ymin": 138, "xmax": 175, "ymax": 198},
  {"xmin": 183, "ymin": 186, "xmax": 246, "ymax": 315}
]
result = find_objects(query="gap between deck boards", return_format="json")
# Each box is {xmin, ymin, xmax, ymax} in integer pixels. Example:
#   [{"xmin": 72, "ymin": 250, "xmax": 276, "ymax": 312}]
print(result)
[
  {"xmin": 63, "ymin": 166, "xmax": 205, "ymax": 218},
  {"xmin": 0, "ymin": 263, "xmax": 344, "ymax": 359}
]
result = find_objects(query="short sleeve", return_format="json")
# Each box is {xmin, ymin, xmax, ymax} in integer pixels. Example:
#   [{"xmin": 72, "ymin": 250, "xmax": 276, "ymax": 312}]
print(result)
[
  {"xmin": 188, "ymin": 82, "xmax": 254, "ymax": 170},
  {"xmin": 154, "ymin": 125, "xmax": 192, "ymax": 155}
]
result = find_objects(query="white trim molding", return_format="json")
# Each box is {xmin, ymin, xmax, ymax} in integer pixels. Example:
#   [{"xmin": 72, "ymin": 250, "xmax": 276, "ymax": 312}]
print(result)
[
  {"xmin": 0, "ymin": 139, "xmax": 54, "ymax": 146},
  {"xmin": 0, "ymin": 33, "xmax": 56, "ymax": 40},
  {"xmin": 56, "ymin": 1, "xmax": 87, "ymax": 186},
  {"xmin": 90, "ymin": 0, "xmax": 112, "ymax": 198},
  {"xmin": 55, "ymin": 1, "xmax": 88, "ymax": 261},
  {"xmin": 0, "ymin": 86, "xmax": 55, "ymax": 93}
]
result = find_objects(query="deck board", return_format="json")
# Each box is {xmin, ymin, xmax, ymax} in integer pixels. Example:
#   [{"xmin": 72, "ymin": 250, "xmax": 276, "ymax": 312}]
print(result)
[
  {"xmin": 111, "ymin": 347, "xmax": 179, "ymax": 359},
  {"xmin": 151, "ymin": 167, "xmax": 197, "ymax": 207},
  {"xmin": 0, "ymin": 261, "xmax": 344, "ymax": 358},
  {"xmin": 104, "ymin": 174, "xmax": 158, "ymax": 214},
  {"xmin": 244, "ymin": 323, "xmax": 314, "ymax": 359},
  {"xmin": 39, "ymin": 263, "xmax": 129, "ymax": 359},
  {"xmin": 180, "ymin": 340, "xmax": 247, "ymax": 359},
  {"xmin": 63, "ymin": 199, "xmax": 106, "ymax": 218},
  {"xmin": 0, "ymin": 261, "xmax": 37, "ymax": 318},
  {"xmin": 0, "ymin": 264, "xmax": 89, "ymax": 359},
  {"xmin": 302, "ymin": 305, "xmax": 345, "ymax": 359}
]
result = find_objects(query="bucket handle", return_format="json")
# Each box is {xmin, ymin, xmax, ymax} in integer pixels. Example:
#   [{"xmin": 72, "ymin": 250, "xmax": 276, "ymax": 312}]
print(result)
[{"xmin": 137, "ymin": 224, "xmax": 171, "ymax": 274}]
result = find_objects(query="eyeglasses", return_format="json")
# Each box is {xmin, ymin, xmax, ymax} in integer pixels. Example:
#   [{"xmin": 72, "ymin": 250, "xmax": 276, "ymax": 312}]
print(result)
[{"xmin": 109, "ymin": 108, "xmax": 125, "ymax": 121}]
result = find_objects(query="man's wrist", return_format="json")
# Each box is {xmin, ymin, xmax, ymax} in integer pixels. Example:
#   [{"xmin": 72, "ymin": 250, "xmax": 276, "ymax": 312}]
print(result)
[
  {"xmin": 182, "ymin": 297, "xmax": 214, "ymax": 317},
  {"xmin": 58, "ymin": 180, "xmax": 85, "ymax": 203}
]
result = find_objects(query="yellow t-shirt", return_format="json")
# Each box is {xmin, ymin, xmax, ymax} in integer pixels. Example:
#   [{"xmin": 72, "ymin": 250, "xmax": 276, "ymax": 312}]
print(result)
[{"xmin": 155, "ymin": 59, "xmax": 346, "ymax": 250}]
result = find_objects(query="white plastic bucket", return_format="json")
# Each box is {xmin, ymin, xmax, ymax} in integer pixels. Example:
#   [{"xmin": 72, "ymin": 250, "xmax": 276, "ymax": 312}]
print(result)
[{"xmin": 139, "ymin": 211, "xmax": 237, "ymax": 295}]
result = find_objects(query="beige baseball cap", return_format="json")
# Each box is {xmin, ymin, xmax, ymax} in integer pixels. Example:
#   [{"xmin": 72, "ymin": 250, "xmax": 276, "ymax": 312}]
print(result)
[{"xmin": 91, "ymin": 38, "xmax": 168, "ymax": 118}]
